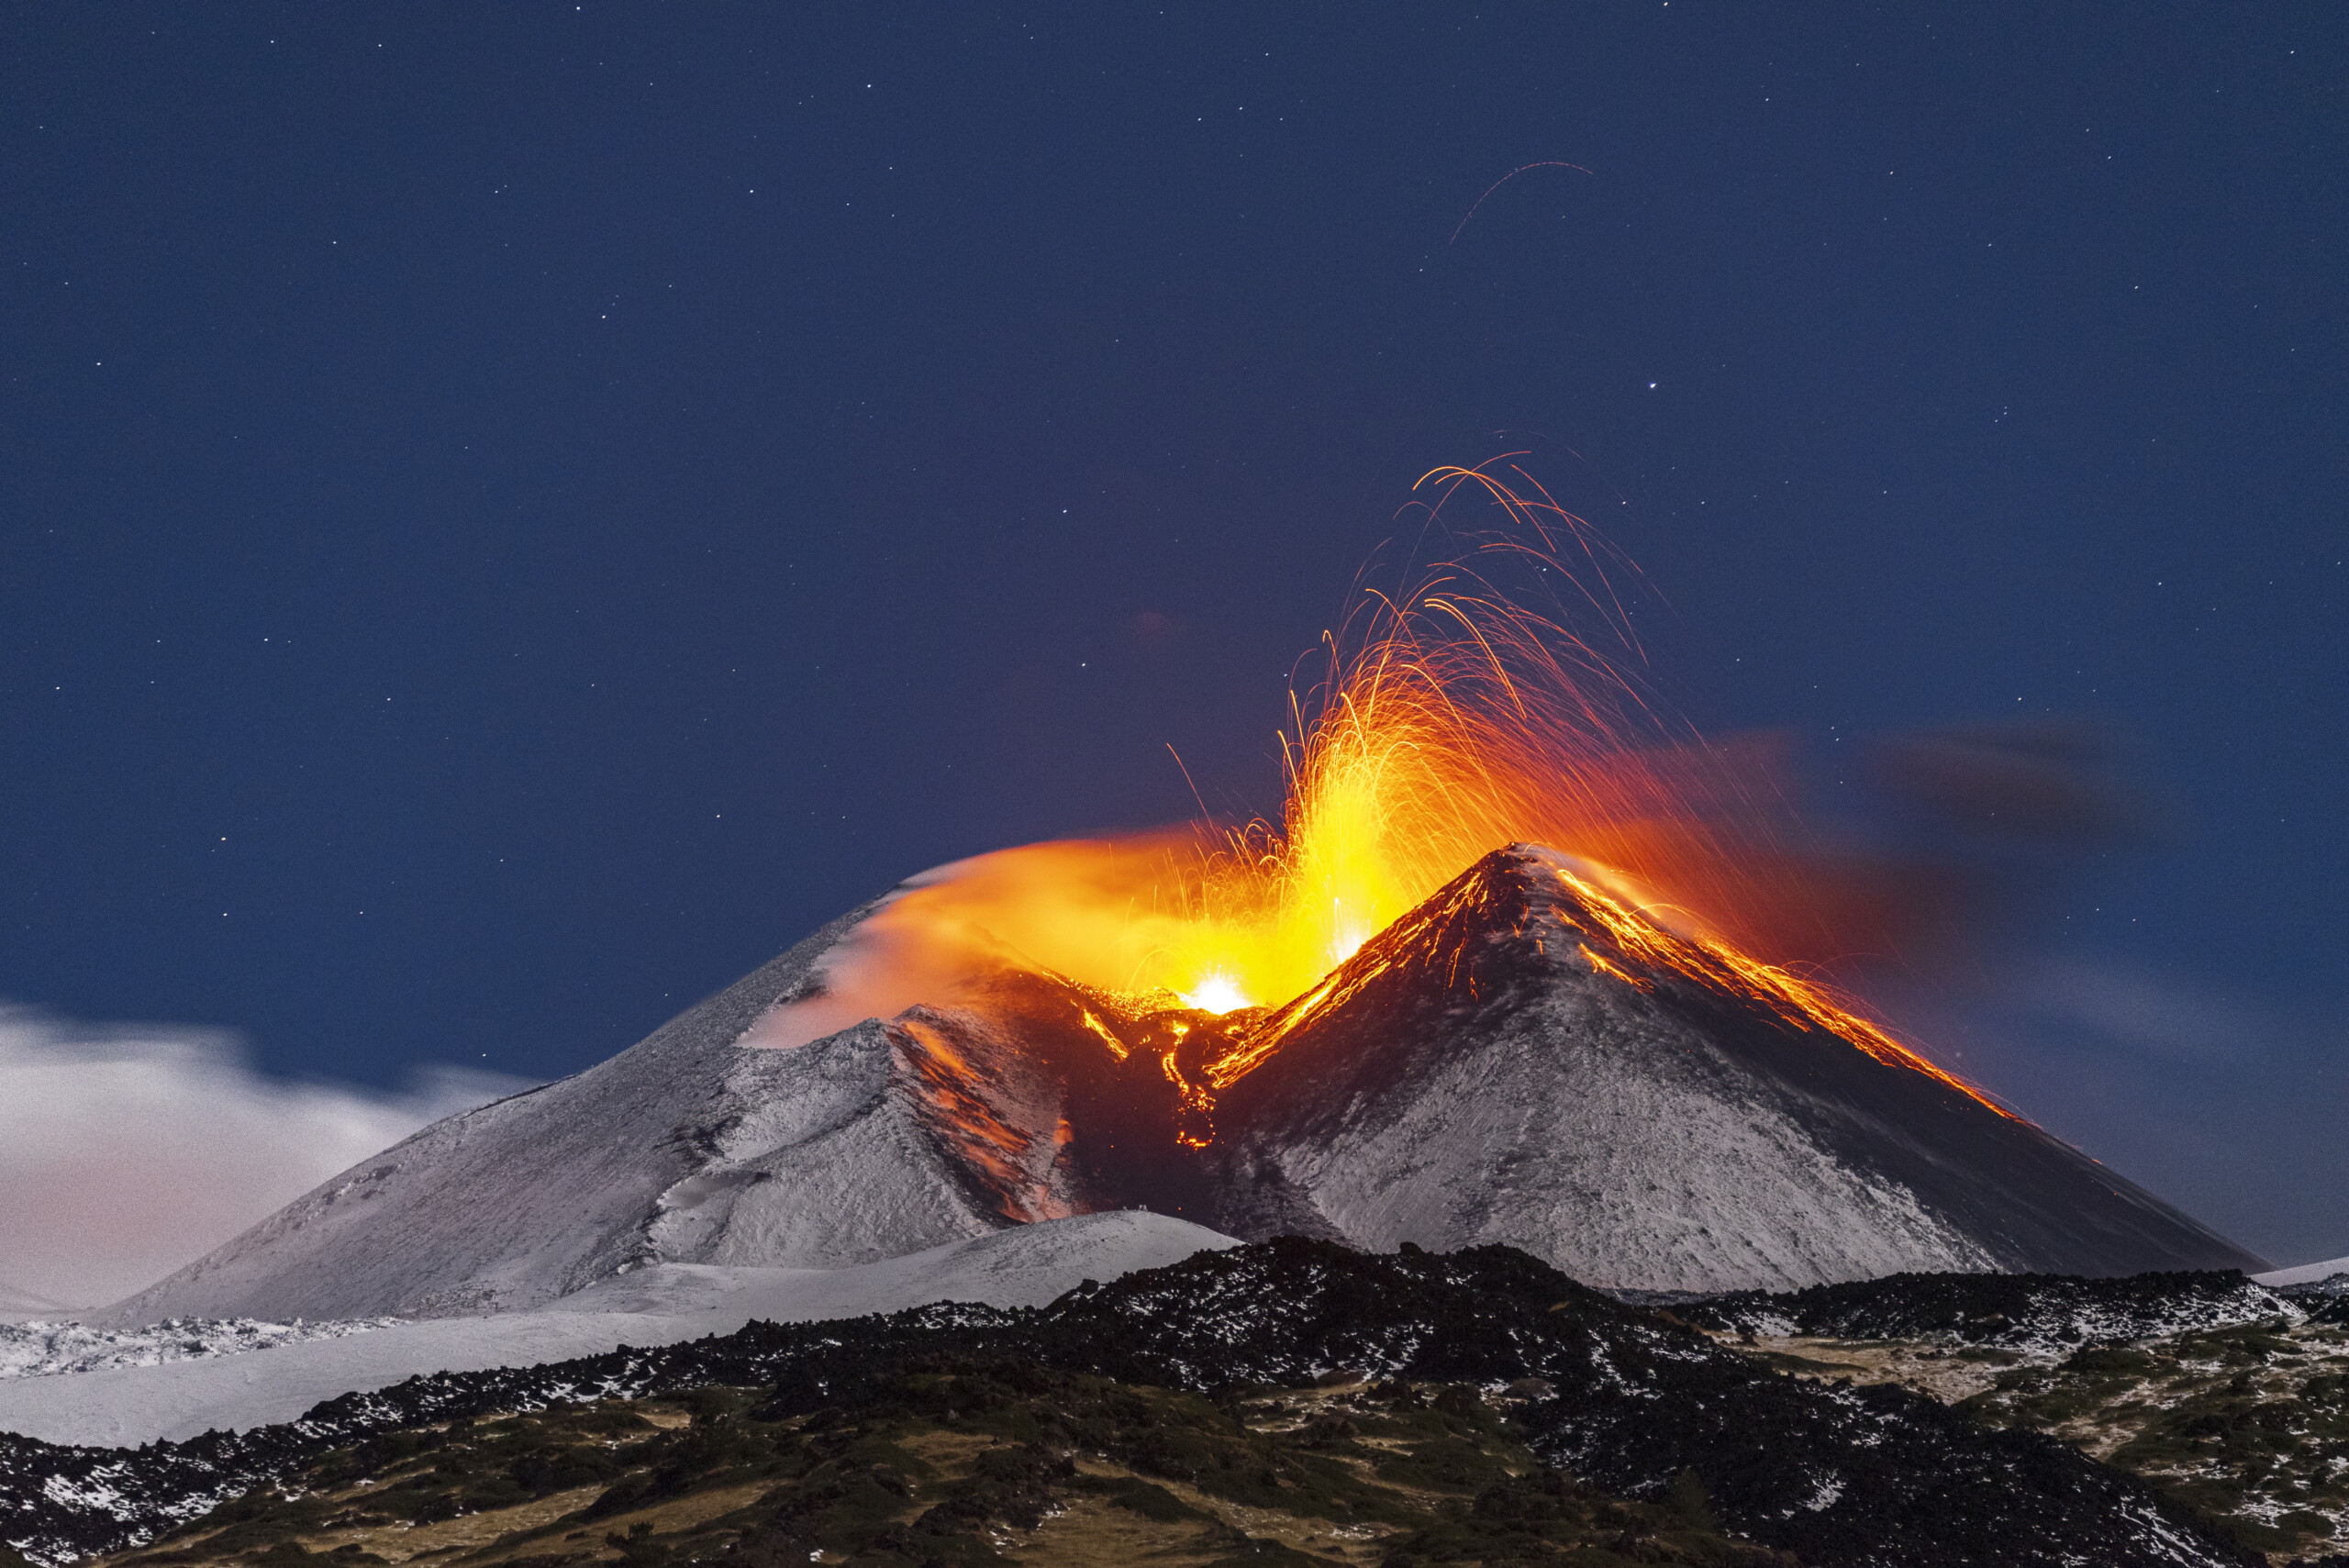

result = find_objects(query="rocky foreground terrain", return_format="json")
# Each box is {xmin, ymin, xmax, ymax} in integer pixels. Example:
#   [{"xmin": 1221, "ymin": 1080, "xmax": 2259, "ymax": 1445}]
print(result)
[
  {"xmin": 1682, "ymin": 1268, "xmax": 2349, "ymax": 1563},
  {"xmin": 16, "ymin": 1240, "xmax": 2341, "ymax": 1568},
  {"xmin": 45, "ymin": 1370, "xmax": 1789, "ymax": 1568}
]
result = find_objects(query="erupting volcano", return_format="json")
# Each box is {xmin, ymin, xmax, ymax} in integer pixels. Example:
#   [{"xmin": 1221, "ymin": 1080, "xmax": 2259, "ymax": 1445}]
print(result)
[
  {"xmin": 753, "ymin": 468, "xmax": 2009, "ymax": 1098},
  {"xmin": 772, "ymin": 467, "xmax": 1960, "ymax": 1053},
  {"xmin": 100, "ymin": 466, "xmax": 2264, "ymax": 1326}
]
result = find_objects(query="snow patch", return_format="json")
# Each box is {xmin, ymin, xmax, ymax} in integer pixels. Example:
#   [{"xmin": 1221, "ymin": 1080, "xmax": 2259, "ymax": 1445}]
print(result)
[
  {"xmin": 0, "ymin": 1317, "xmax": 396, "ymax": 1381},
  {"xmin": 0, "ymin": 1210, "xmax": 1236, "ymax": 1447},
  {"xmin": 2253, "ymin": 1254, "xmax": 2349, "ymax": 1289}
]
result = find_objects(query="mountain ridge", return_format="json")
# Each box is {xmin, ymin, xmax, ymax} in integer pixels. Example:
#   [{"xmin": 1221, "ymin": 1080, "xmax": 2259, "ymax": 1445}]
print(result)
[
  {"xmin": 98, "ymin": 844, "xmax": 2262, "ymax": 1326},
  {"xmin": 1197, "ymin": 845, "xmax": 2263, "ymax": 1287}
]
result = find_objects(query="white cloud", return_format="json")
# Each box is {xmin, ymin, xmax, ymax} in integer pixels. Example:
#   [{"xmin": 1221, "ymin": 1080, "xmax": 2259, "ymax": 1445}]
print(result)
[{"xmin": 0, "ymin": 1004, "xmax": 534, "ymax": 1312}]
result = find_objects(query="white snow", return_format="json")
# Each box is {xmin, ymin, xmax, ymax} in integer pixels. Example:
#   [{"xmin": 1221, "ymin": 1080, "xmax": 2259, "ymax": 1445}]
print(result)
[
  {"xmin": 1218, "ymin": 843, "xmax": 2262, "ymax": 1293},
  {"xmin": 2253, "ymin": 1254, "xmax": 2349, "ymax": 1288},
  {"xmin": 1230, "ymin": 847, "xmax": 1999, "ymax": 1293},
  {"xmin": 0, "ymin": 1210, "xmax": 1235, "ymax": 1449},
  {"xmin": 0, "ymin": 1316, "xmax": 399, "ymax": 1380},
  {"xmin": 94, "ymin": 904, "xmax": 1002, "ymax": 1326},
  {"xmin": 1270, "ymin": 971, "xmax": 2002, "ymax": 1293}
]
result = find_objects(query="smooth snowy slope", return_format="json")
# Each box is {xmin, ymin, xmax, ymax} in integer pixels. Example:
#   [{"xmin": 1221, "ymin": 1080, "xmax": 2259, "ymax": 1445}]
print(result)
[
  {"xmin": 2255, "ymin": 1254, "xmax": 2349, "ymax": 1288},
  {"xmin": 0, "ymin": 1286, "xmax": 79, "ymax": 1327},
  {"xmin": 0, "ymin": 1211, "xmax": 1236, "ymax": 1448},
  {"xmin": 101, "ymin": 893, "xmax": 1068, "ymax": 1325},
  {"xmin": 1202, "ymin": 846, "xmax": 2266, "ymax": 1291}
]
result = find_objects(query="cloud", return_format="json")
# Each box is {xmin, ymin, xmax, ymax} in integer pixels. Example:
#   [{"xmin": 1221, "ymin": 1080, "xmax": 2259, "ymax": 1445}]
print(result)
[
  {"xmin": 2005, "ymin": 957, "xmax": 2300, "ymax": 1064},
  {"xmin": 0, "ymin": 1004, "xmax": 534, "ymax": 1313}
]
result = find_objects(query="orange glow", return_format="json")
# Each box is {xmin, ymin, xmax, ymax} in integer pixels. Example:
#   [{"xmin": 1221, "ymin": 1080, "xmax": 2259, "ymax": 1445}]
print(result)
[
  {"xmin": 1182, "ymin": 971, "xmax": 1251, "ymax": 1014},
  {"xmin": 1535, "ymin": 860, "xmax": 2014, "ymax": 1117},
  {"xmin": 1078, "ymin": 1007, "xmax": 1129, "ymax": 1061},
  {"xmin": 754, "ymin": 460, "xmax": 2009, "ymax": 1130},
  {"xmin": 1580, "ymin": 944, "xmax": 1651, "ymax": 993}
]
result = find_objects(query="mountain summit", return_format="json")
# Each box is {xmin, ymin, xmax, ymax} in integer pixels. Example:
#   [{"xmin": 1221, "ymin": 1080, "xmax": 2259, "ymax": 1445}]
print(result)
[
  {"xmin": 102, "ymin": 846, "xmax": 2261, "ymax": 1324},
  {"xmin": 1192, "ymin": 844, "xmax": 2259, "ymax": 1288}
]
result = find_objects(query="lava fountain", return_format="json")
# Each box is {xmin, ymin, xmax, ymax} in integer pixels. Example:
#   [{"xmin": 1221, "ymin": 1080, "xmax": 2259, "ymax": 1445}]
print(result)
[{"xmin": 758, "ymin": 462, "xmax": 2011, "ymax": 1124}]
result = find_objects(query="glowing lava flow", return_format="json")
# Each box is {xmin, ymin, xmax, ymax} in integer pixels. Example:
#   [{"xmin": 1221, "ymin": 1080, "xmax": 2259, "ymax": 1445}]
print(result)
[
  {"xmin": 768, "ymin": 460, "xmax": 2010, "ymax": 1130},
  {"xmin": 1535, "ymin": 859, "xmax": 2016, "ymax": 1117}
]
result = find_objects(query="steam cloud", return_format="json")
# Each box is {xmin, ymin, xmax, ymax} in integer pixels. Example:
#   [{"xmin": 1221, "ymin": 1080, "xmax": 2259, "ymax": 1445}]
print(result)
[{"xmin": 0, "ymin": 1004, "xmax": 533, "ymax": 1313}]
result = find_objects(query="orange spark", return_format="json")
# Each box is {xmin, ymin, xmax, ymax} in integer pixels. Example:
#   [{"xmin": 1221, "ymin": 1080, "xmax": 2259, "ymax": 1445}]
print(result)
[{"xmin": 758, "ymin": 460, "xmax": 2011, "ymax": 1138}]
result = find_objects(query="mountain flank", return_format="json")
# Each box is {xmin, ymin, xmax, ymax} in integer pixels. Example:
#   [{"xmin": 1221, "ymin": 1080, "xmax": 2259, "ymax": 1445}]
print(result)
[
  {"xmin": 1192, "ymin": 845, "xmax": 2260, "ymax": 1285},
  {"xmin": 101, "ymin": 846, "xmax": 2262, "ymax": 1326}
]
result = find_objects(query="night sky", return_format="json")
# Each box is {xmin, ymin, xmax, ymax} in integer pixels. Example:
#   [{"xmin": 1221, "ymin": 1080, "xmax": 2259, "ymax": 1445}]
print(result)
[{"xmin": 5, "ymin": 6, "xmax": 2342, "ymax": 1264}]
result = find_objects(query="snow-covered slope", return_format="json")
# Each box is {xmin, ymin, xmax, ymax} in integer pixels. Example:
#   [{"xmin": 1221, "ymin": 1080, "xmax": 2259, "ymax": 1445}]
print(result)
[
  {"xmin": 0, "ymin": 1211, "xmax": 1235, "ymax": 1447},
  {"xmin": 100, "ymin": 843, "xmax": 2265, "ymax": 1324},
  {"xmin": 2254, "ymin": 1254, "xmax": 2349, "ymax": 1289},
  {"xmin": 0, "ymin": 1317, "xmax": 398, "ymax": 1381},
  {"xmin": 100, "ymin": 895, "xmax": 1082, "ymax": 1325},
  {"xmin": 1200, "ymin": 846, "xmax": 2266, "ymax": 1291}
]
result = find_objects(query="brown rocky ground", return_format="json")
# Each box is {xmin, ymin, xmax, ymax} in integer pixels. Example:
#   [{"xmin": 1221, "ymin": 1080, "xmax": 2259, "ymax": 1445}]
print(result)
[
  {"xmin": 1718, "ymin": 1318, "xmax": 2349, "ymax": 1563},
  {"xmin": 80, "ymin": 1374, "xmax": 1785, "ymax": 1568}
]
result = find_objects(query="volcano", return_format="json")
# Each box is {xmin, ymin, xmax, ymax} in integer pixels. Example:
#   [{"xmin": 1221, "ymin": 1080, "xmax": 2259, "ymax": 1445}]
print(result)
[
  {"xmin": 101, "ymin": 842, "xmax": 2260, "ymax": 1327},
  {"xmin": 1187, "ymin": 845, "xmax": 2259, "ymax": 1288}
]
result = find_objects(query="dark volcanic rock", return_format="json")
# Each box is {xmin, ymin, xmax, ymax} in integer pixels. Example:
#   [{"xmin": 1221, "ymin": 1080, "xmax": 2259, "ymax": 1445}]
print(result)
[
  {"xmin": 1685, "ymin": 1268, "xmax": 2302, "ymax": 1351},
  {"xmin": 0, "ymin": 1240, "xmax": 2254, "ymax": 1568}
]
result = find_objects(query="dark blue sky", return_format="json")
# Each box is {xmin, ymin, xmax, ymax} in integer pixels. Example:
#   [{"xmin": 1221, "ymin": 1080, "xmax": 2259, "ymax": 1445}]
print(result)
[{"xmin": 4, "ymin": 4, "xmax": 2342, "ymax": 1261}]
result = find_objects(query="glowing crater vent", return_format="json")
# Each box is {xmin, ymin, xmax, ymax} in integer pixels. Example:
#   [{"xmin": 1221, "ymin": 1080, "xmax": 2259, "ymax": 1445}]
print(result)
[
  {"xmin": 754, "ymin": 462, "xmax": 2005, "ymax": 1131},
  {"xmin": 1183, "ymin": 972, "xmax": 1251, "ymax": 1015}
]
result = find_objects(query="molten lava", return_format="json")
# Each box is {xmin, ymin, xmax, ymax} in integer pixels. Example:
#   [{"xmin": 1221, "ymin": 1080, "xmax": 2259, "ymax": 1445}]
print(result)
[{"xmin": 761, "ymin": 462, "xmax": 2012, "ymax": 1131}]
